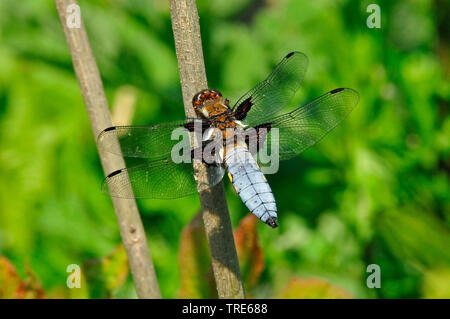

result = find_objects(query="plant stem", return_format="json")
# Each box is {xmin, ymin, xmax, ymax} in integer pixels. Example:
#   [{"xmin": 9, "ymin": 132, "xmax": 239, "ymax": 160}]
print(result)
[
  {"xmin": 55, "ymin": 0, "xmax": 161, "ymax": 299},
  {"xmin": 169, "ymin": 0, "xmax": 245, "ymax": 299}
]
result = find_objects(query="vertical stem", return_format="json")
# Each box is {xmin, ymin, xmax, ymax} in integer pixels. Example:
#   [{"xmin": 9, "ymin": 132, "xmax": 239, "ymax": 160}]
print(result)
[
  {"xmin": 169, "ymin": 0, "xmax": 245, "ymax": 298},
  {"xmin": 55, "ymin": 0, "xmax": 161, "ymax": 298}
]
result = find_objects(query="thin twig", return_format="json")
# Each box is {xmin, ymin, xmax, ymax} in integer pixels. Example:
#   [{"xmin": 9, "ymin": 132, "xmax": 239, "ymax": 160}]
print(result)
[
  {"xmin": 169, "ymin": 0, "xmax": 245, "ymax": 298},
  {"xmin": 55, "ymin": 0, "xmax": 161, "ymax": 299}
]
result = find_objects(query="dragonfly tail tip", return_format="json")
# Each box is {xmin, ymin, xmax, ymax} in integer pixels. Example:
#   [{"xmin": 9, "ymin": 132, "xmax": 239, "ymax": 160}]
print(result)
[{"xmin": 266, "ymin": 216, "xmax": 278, "ymax": 228}]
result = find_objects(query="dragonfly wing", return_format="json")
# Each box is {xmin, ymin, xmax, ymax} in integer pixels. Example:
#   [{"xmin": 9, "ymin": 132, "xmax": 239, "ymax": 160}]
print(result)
[
  {"xmin": 258, "ymin": 88, "xmax": 360, "ymax": 161},
  {"xmin": 102, "ymin": 158, "xmax": 225, "ymax": 199},
  {"xmin": 97, "ymin": 119, "xmax": 208, "ymax": 159},
  {"xmin": 232, "ymin": 52, "xmax": 308, "ymax": 127}
]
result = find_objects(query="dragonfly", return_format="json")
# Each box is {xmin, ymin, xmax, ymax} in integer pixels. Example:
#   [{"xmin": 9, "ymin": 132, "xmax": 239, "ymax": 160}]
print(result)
[{"xmin": 97, "ymin": 52, "xmax": 359, "ymax": 228}]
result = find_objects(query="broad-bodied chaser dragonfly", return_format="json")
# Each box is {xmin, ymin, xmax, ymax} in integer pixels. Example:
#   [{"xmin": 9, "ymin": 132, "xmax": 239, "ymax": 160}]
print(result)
[{"xmin": 98, "ymin": 52, "xmax": 359, "ymax": 228}]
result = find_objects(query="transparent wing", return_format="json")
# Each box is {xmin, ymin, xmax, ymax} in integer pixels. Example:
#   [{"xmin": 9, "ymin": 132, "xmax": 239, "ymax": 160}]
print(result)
[
  {"xmin": 97, "ymin": 119, "xmax": 207, "ymax": 159},
  {"xmin": 232, "ymin": 52, "xmax": 308, "ymax": 127},
  {"xmin": 102, "ymin": 158, "xmax": 225, "ymax": 199},
  {"xmin": 262, "ymin": 88, "xmax": 360, "ymax": 161}
]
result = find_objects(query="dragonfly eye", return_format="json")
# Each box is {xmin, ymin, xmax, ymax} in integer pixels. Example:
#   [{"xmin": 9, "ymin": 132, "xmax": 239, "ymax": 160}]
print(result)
[{"xmin": 209, "ymin": 89, "xmax": 222, "ymax": 98}]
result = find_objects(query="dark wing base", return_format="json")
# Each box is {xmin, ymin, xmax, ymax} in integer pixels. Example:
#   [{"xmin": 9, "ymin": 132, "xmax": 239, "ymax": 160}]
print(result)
[{"xmin": 232, "ymin": 51, "xmax": 309, "ymax": 126}]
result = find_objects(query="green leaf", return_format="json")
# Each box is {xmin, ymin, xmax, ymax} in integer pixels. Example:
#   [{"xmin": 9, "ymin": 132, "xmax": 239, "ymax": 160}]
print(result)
[
  {"xmin": 377, "ymin": 209, "xmax": 450, "ymax": 269},
  {"xmin": 83, "ymin": 244, "xmax": 129, "ymax": 298},
  {"xmin": 422, "ymin": 267, "xmax": 450, "ymax": 298},
  {"xmin": 277, "ymin": 277, "xmax": 353, "ymax": 299}
]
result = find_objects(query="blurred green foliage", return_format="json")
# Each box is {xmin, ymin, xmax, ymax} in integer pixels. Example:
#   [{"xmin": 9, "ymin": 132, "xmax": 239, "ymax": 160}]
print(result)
[{"xmin": 0, "ymin": 0, "xmax": 448, "ymax": 298}]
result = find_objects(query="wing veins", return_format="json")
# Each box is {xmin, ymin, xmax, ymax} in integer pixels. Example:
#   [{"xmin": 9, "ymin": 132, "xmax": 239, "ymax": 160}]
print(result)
[{"xmin": 258, "ymin": 88, "xmax": 359, "ymax": 160}]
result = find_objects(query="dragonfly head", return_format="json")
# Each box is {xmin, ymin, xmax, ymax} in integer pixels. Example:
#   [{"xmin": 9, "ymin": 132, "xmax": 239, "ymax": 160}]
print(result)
[{"xmin": 192, "ymin": 89, "xmax": 224, "ymax": 117}]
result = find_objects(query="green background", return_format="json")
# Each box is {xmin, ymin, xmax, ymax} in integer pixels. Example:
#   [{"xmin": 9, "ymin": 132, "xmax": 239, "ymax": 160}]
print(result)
[{"xmin": 0, "ymin": 0, "xmax": 449, "ymax": 298}]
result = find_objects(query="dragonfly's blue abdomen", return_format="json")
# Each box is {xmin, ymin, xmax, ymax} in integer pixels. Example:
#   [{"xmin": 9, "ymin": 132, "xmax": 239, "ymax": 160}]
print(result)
[{"xmin": 224, "ymin": 146, "xmax": 278, "ymax": 228}]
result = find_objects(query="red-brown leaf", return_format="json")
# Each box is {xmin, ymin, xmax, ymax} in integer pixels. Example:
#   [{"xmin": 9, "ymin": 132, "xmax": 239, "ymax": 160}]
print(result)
[
  {"xmin": 0, "ymin": 257, "xmax": 46, "ymax": 299},
  {"xmin": 233, "ymin": 214, "xmax": 264, "ymax": 289},
  {"xmin": 178, "ymin": 212, "xmax": 217, "ymax": 298}
]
